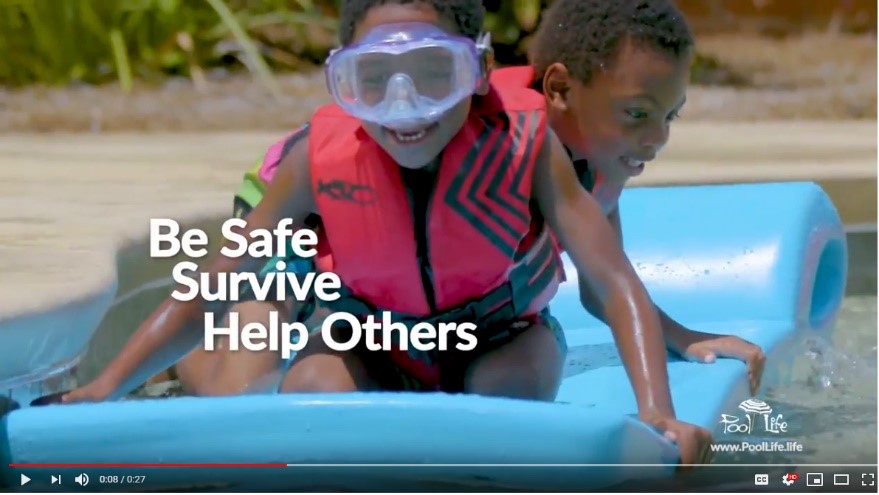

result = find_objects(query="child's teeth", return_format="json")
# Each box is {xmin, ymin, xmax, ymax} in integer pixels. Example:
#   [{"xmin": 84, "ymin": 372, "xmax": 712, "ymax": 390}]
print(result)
[{"xmin": 395, "ymin": 129, "xmax": 426, "ymax": 142}]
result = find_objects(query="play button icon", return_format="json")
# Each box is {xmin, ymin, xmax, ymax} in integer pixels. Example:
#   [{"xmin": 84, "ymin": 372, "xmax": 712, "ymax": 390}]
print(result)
[{"xmin": 20, "ymin": 474, "xmax": 30, "ymax": 486}]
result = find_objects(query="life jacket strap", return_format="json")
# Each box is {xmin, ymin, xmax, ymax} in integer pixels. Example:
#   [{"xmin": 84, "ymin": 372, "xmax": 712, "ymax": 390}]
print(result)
[{"xmin": 328, "ymin": 280, "xmax": 518, "ymax": 329}]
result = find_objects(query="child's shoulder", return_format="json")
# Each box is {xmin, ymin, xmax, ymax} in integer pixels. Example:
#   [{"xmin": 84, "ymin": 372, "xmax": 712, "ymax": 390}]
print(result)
[
  {"xmin": 257, "ymin": 123, "xmax": 311, "ymax": 183},
  {"xmin": 476, "ymin": 82, "xmax": 545, "ymax": 117}
]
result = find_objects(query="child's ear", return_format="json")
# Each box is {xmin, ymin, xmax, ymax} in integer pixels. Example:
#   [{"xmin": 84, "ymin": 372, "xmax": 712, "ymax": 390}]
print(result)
[
  {"xmin": 542, "ymin": 62, "xmax": 572, "ymax": 111},
  {"xmin": 475, "ymin": 32, "xmax": 494, "ymax": 96}
]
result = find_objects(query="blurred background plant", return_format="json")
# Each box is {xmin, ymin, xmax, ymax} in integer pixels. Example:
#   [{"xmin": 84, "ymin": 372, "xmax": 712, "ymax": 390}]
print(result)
[
  {"xmin": 0, "ymin": 0, "xmax": 340, "ymax": 95},
  {"xmin": 0, "ymin": 0, "xmax": 874, "ymax": 94}
]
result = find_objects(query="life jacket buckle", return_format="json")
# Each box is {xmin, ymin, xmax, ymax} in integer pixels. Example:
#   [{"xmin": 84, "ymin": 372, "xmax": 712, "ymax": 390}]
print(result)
[
  {"xmin": 427, "ymin": 302, "xmax": 480, "ymax": 327},
  {"xmin": 333, "ymin": 281, "xmax": 518, "ymax": 329},
  {"xmin": 427, "ymin": 281, "xmax": 517, "ymax": 329}
]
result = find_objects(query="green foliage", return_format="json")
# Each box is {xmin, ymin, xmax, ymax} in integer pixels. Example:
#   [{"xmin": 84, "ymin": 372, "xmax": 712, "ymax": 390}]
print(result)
[
  {"xmin": 0, "ymin": 0, "xmax": 549, "ymax": 91},
  {"xmin": 0, "ymin": 0, "xmax": 338, "ymax": 93},
  {"xmin": 483, "ymin": 0, "xmax": 544, "ymax": 61},
  {"xmin": 4, "ymin": 0, "xmax": 849, "ymax": 90}
]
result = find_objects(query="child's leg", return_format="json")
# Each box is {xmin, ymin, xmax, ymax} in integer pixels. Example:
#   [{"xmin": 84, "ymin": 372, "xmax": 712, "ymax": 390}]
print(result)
[
  {"xmin": 147, "ymin": 195, "xmax": 264, "ymax": 389},
  {"xmin": 168, "ymin": 297, "xmax": 316, "ymax": 395},
  {"xmin": 278, "ymin": 321, "xmax": 380, "ymax": 393},
  {"xmin": 173, "ymin": 300, "xmax": 289, "ymax": 395},
  {"xmin": 463, "ymin": 311, "xmax": 567, "ymax": 401},
  {"xmin": 169, "ymin": 194, "xmax": 319, "ymax": 394}
]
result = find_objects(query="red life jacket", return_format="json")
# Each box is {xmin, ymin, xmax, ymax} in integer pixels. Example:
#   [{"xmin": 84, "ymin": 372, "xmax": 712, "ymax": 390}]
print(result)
[
  {"xmin": 491, "ymin": 65, "xmax": 616, "ymax": 235},
  {"xmin": 490, "ymin": 65, "xmax": 574, "ymax": 253},
  {"xmin": 308, "ymin": 84, "xmax": 562, "ymax": 326},
  {"xmin": 490, "ymin": 65, "xmax": 536, "ymax": 89}
]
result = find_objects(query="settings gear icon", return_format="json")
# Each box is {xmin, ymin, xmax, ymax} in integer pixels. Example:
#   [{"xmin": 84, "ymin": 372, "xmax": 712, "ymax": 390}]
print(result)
[{"xmin": 782, "ymin": 473, "xmax": 797, "ymax": 486}]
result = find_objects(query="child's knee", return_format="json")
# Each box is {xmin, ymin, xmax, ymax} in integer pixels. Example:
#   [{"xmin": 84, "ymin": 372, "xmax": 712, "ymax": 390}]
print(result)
[
  {"xmin": 280, "ymin": 359, "xmax": 360, "ymax": 393},
  {"xmin": 465, "ymin": 324, "xmax": 564, "ymax": 401},
  {"xmin": 228, "ymin": 300, "xmax": 289, "ymax": 325},
  {"xmin": 466, "ymin": 359, "xmax": 548, "ymax": 400},
  {"xmin": 280, "ymin": 338, "xmax": 375, "ymax": 393},
  {"xmin": 187, "ymin": 376, "xmax": 246, "ymax": 396}
]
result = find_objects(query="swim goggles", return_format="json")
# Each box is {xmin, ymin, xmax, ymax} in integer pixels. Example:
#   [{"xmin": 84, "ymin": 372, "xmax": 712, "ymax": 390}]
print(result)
[{"xmin": 324, "ymin": 22, "xmax": 491, "ymax": 130}]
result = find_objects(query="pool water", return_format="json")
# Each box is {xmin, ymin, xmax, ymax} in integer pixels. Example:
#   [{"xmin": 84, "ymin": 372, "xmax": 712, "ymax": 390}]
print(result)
[
  {"xmin": 648, "ymin": 293, "xmax": 876, "ymax": 492},
  {"xmin": 737, "ymin": 294, "xmax": 877, "ymax": 465},
  {"xmin": 658, "ymin": 227, "xmax": 877, "ymax": 492},
  {"xmin": 724, "ymin": 226, "xmax": 877, "ymax": 467}
]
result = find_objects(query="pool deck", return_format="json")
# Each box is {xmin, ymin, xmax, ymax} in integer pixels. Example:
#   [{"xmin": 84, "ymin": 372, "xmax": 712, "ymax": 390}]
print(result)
[{"xmin": 0, "ymin": 120, "xmax": 875, "ymax": 322}]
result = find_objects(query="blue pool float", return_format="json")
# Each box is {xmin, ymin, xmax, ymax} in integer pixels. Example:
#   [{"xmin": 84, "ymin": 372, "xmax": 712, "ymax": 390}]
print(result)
[{"xmin": 0, "ymin": 181, "xmax": 847, "ymax": 491}]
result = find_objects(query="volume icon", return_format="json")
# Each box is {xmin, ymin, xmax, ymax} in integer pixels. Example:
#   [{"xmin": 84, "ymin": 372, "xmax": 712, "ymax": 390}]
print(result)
[{"xmin": 75, "ymin": 473, "xmax": 89, "ymax": 486}]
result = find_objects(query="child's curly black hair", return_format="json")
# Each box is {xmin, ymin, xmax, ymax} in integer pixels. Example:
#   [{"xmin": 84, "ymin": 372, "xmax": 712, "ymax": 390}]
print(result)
[
  {"xmin": 337, "ymin": 0, "xmax": 484, "ymax": 45},
  {"xmin": 530, "ymin": 0, "xmax": 694, "ymax": 84}
]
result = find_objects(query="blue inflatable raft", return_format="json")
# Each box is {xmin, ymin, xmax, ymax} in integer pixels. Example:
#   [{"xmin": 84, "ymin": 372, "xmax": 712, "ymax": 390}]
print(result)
[{"xmin": 0, "ymin": 181, "xmax": 847, "ymax": 491}]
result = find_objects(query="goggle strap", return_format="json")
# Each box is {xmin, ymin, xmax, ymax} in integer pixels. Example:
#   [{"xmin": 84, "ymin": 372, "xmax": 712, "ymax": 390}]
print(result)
[
  {"xmin": 475, "ymin": 31, "xmax": 492, "ymax": 53},
  {"xmin": 325, "ymin": 46, "xmax": 345, "ymax": 67}
]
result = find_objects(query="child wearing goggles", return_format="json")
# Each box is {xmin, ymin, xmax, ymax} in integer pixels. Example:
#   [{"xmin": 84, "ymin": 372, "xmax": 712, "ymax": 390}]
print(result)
[
  {"xmin": 163, "ymin": 0, "xmax": 764, "ymax": 403},
  {"xmin": 67, "ymin": 0, "xmax": 713, "ymax": 465}
]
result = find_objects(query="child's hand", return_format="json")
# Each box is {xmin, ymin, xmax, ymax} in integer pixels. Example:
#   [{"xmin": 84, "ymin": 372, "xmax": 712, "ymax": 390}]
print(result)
[
  {"xmin": 669, "ymin": 329, "xmax": 766, "ymax": 396},
  {"xmin": 60, "ymin": 380, "xmax": 113, "ymax": 404},
  {"xmin": 642, "ymin": 413, "xmax": 713, "ymax": 468}
]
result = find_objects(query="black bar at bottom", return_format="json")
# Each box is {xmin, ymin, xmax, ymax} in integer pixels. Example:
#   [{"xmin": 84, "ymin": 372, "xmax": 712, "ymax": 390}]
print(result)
[{"xmin": 6, "ymin": 464, "xmax": 877, "ymax": 492}]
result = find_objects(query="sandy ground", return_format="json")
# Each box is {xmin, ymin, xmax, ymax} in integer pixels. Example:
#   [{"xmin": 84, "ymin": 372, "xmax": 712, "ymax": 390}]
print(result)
[{"xmin": 0, "ymin": 120, "xmax": 874, "ymax": 320}]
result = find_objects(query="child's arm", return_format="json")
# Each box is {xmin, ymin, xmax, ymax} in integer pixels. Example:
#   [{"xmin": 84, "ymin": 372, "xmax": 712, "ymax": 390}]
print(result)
[
  {"xmin": 609, "ymin": 207, "xmax": 766, "ymax": 395},
  {"xmin": 532, "ymin": 128, "xmax": 711, "ymax": 466},
  {"xmin": 575, "ymin": 206, "xmax": 765, "ymax": 395},
  {"xmin": 63, "ymin": 137, "xmax": 316, "ymax": 403}
]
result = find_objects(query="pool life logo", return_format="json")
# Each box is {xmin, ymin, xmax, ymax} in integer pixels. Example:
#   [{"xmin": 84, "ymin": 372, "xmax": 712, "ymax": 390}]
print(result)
[{"xmin": 719, "ymin": 399, "xmax": 789, "ymax": 435}]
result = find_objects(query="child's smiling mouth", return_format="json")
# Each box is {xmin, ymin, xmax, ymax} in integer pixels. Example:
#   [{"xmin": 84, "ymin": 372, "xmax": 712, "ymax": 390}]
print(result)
[
  {"xmin": 620, "ymin": 155, "xmax": 647, "ymax": 176},
  {"xmin": 385, "ymin": 123, "xmax": 438, "ymax": 144}
]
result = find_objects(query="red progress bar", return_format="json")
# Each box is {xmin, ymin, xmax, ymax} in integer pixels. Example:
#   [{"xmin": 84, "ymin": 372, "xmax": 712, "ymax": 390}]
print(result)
[{"xmin": 9, "ymin": 463, "xmax": 285, "ymax": 467}]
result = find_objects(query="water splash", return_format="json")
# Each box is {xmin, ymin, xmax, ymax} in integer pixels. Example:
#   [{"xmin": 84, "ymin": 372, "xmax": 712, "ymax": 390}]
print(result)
[{"xmin": 797, "ymin": 333, "xmax": 844, "ymax": 391}]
